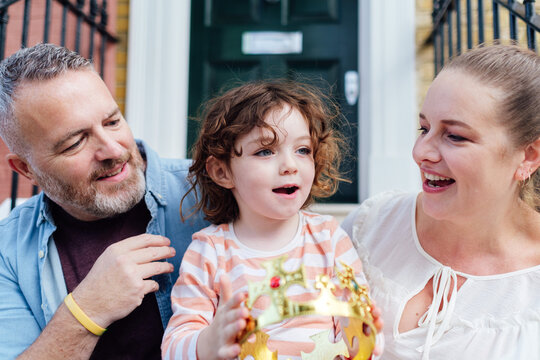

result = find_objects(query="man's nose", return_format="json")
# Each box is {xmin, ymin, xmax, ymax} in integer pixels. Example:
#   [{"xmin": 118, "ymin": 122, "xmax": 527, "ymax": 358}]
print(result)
[{"xmin": 94, "ymin": 132, "xmax": 124, "ymax": 161}]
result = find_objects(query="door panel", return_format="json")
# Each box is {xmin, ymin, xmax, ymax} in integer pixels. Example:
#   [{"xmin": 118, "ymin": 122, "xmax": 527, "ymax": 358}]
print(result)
[
  {"xmin": 289, "ymin": 1, "xmax": 339, "ymax": 22},
  {"xmin": 189, "ymin": 0, "xmax": 358, "ymax": 202}
]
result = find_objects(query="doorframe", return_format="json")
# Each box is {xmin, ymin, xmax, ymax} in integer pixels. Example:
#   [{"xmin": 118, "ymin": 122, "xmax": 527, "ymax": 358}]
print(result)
[
  {"xmin": 358, "ymin": 1, "xmax": 419, "ymax": 200},
  {"xmin": 125, "ymin": 0, "xmax": 191, "ymax": 159},
  {"xmin": 126, "ymin": 0, "xmax": 420, "ymax": 201}
]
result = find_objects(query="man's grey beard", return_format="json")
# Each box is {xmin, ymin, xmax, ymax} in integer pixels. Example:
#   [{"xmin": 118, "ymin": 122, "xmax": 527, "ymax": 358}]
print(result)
[
  {"xmin": 87, "ymin": 167, "xmax": 146, "ymax": 218},
  {"xmin": 32, "ymin": 151, "xmax": 147, "ymax": 219}
]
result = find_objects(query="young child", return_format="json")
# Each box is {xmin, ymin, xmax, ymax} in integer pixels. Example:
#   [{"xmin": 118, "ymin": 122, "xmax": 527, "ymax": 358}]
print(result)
[{"xmin": 162, "ymin": 80, "xmax": 376, "ymax": 360}]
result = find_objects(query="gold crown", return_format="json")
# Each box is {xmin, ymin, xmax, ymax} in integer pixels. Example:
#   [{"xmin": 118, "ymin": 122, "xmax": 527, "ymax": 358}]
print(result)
[{"xmin": 237, "ymin": 255, "xmax": 377, "ymax": 360}]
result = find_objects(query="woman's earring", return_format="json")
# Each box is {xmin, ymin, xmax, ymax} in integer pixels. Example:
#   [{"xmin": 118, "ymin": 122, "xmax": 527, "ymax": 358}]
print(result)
[
  {"xmin": 523, "ymin": 167, "xmax": 531, "ymax": 182},
  {"xmin": 519, "ymin": 166, "xmax": 531, "ymax": 184}
]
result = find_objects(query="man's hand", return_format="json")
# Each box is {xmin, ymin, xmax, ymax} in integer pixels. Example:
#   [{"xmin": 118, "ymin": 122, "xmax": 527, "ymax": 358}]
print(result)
[
  {"xmin": 17, "ymin": 234, "xmax": 176, "ymax": 360},
  {"xmin": 196, "ymin": 275, "xmax": 250, "ymax": 360},
  {"xmin": 71, "ymin": 234, "xmax": 176, "ymax": 328}
]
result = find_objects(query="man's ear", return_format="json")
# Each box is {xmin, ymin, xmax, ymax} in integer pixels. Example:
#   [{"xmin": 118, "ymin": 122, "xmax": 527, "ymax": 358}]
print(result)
[
  {"xmin": 206, "ymin": 155, "xmax": 234, "ymax": 189},
  {"xmin": 6, "ymin": 153, "xmax": 38, "ymax": 185},
  {"xmin": 515, "ymin": 137, "xmax": 540, "ymax": 181}
]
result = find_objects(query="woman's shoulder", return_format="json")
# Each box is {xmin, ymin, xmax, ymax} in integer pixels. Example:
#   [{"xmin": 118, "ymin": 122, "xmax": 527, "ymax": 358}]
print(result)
[
  {"xmin": 360, "ymin": 190, "xmax": 415, "ymax": 212},
  {"xmin": 341, "ymin": 190, "xmax": 417, "ymax": 237}
]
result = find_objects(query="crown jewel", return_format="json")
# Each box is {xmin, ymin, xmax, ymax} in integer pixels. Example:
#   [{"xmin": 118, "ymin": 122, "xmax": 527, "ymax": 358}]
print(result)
[{"xmin": 237, "ymin": 255, "xmax": 377, "ymax": 360}]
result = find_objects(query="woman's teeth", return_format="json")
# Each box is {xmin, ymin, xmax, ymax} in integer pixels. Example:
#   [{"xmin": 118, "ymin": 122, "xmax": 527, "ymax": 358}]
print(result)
[
  {"xmin": 424, "ymin": 172, "xmax": 451, "ymax": 181},
  {"xmin": 424, "ymin": 172, "xmax": 455, "ymax": 187}
]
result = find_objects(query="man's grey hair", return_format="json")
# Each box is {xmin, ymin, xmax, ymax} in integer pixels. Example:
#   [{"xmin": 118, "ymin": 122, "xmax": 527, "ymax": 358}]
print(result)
[{"xmin": 0, "ymin": 43, "xmax": 93, "ymax": 157}]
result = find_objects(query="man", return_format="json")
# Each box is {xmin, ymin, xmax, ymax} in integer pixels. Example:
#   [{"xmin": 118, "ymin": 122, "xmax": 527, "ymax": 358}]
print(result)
[{"xmin": 0, "ymin": 43, "xmax": 207, "ymax": 359}]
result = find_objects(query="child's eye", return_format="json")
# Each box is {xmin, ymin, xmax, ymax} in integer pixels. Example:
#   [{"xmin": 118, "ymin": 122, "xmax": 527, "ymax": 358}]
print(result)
[
  {"xmin": 106, "ymin": 118, "xmax": 120, "ymax": 127},
  {"xmin": 254, "ymin": 149, "xmax": 273, "ymax": 157},
  {"xmin": 297, "ymin": 147, "xmax": 312, "ymax": 156}
]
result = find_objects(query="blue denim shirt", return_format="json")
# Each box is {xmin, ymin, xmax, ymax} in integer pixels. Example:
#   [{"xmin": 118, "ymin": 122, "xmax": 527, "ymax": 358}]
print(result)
[{"xmin": 0, "ymin": 140, "xmax": 208, "ymax": 359}]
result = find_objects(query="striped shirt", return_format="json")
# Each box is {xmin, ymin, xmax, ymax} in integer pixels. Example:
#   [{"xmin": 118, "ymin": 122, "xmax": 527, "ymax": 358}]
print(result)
[{"xmin": 162, "ymin": 211, "xmax": 367, "ymax": 360}]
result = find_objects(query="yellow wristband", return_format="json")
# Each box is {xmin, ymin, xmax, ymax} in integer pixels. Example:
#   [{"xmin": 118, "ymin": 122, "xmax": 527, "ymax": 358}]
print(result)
[{"xmin": 64, "ymin": 293, "xmax": 107, "ymax": 336}]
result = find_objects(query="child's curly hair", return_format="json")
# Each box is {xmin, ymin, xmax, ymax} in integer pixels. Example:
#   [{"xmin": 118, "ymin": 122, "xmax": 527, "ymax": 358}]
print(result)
[{"xmin": 182, "ymin": 79, "xmax": 349, "ymax": 225}]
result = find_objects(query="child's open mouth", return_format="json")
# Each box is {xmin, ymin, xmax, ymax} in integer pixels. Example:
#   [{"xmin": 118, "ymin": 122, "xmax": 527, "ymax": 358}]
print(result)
[{"xmin": 272, "ymin": 185, "xmax": 299, "ymax": 195}]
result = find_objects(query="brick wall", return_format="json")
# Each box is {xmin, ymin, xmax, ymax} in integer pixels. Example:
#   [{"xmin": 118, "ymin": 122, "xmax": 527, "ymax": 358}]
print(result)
[
  {"xmin": 415, "ymin": 0, "xmax": 435, "ymax": 112},
  {"xmin": 115, "ymin": 0, "xmax": 129, "ymax": 115}
]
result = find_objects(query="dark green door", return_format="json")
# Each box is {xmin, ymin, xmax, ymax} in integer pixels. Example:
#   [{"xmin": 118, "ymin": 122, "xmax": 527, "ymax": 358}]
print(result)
[{"xmin": 188, "ymin": 0, "xmax": 359, "ymax": 203}]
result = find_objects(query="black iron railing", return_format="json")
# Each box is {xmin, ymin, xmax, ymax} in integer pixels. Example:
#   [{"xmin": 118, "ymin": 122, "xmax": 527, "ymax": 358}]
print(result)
[
  {"xmin": 0, "ymin": 0, "xmax": 117, "ymax": 210},
  {"xmin": 432, "ymin": 0, "xmax": 539, "ymax": 75}
]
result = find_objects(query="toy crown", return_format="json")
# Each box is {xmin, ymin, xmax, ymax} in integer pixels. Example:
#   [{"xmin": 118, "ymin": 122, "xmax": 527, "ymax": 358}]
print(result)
[{"xmin": 237, "ymin": 255, "xmax": 377, "ymax": 360}]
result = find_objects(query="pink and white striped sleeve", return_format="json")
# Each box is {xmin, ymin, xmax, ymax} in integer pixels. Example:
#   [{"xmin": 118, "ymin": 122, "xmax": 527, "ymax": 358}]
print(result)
[{"xmin": 161, "ymin": 232, "xmax": 220, "ymax": 360}]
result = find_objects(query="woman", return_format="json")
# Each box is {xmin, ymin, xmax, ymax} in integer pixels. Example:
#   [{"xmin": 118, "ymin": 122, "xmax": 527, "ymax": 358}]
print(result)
[{"xmin": 342, "ymin": 44, "xmax": 540, "ymax": 359}]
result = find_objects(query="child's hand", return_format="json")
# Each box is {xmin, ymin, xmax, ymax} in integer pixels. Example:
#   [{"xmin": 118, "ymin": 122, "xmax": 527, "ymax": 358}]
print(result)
[
  {"xmin": 371, "ymin": 302, "xmax": 384, "ymax": 357},
  {"xmin": 371, "ymin": 301, "xmax": 383, "ymax": 333},
  {"xmin": 345, "ymin": 302, "xmax": 385, "ymax": 359},
  {"xmin": 196, "ymin": 274, "xmax": 250, "ymax": 360}
]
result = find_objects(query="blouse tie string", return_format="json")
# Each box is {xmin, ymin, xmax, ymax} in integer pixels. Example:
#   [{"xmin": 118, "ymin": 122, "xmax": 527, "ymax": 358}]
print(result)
[{"xmin": 416, "ymin": 266, "xmax": 458, "ymax": 360}]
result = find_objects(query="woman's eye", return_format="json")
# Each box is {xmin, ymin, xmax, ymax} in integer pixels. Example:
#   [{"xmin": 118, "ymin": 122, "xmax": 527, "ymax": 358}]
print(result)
[
  {"xmin": 297, "ymin": 147, "xmax": 312, "ymax": 155},
  {"xmin": 255, "ymin": 149, "xmax": 273, "ymax": 157},
  {"xmin": 417, "ymin": 126, "xmax": 428, "ymax": 135},
  {"xmin": 448, "ymin": 133, "xmax": 467, "ymax": 142}
]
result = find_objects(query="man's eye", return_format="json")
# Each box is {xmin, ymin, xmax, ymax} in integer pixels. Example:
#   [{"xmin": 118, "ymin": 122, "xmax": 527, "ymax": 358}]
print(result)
[
  {"xmin": 255, "ymin": 149, "xmax": 273, "ymax": 156},
  {"xmin": 63, "ymin": 138, "xmax": 83, "ymax": 153}
]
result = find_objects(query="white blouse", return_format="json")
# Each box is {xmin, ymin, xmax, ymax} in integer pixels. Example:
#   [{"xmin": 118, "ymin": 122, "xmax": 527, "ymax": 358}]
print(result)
[{"xmin": 341, "ymin": 191, "xmax": 540, "ymax": 360}]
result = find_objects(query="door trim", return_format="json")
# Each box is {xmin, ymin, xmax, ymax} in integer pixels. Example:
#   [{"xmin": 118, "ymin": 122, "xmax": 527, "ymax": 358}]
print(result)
[
  {"xmin": 358, "ymin": 0, "xmax": 420, "ymax": 200},
  {"xmin": 125, "ymin": 0, "xmax": 191, "ymax": 159}
]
